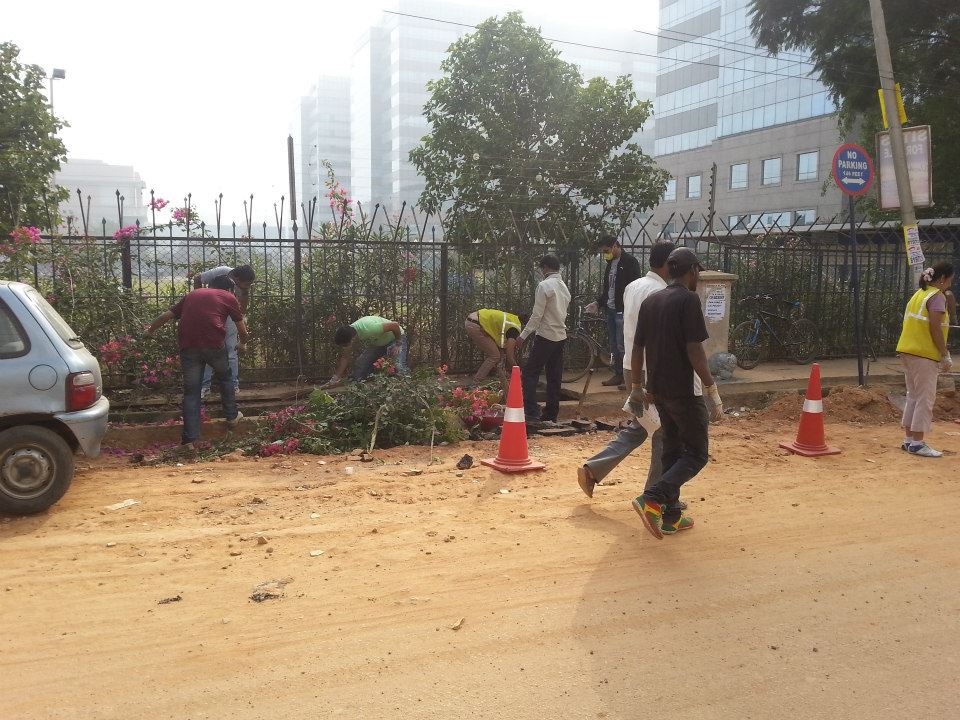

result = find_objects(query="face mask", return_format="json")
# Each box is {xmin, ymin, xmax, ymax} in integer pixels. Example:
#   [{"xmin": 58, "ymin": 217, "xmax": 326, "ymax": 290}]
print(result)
[{"xmin": 602, "ymin": 252, "xmax": 614, "ymax": 262}]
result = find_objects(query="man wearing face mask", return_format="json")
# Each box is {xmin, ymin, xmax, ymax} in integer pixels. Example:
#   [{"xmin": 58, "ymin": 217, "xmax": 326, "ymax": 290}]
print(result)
[
  {"xmin": 630, "ymin": 248, "xmax": 724, "ymax": 540},
  {"xmin": 585, "ymin": 235, "xmax": 641, "ymax": 390}
]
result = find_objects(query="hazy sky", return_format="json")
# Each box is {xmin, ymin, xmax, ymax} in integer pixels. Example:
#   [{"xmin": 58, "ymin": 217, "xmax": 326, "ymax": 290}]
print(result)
[{"xmin": 8, "ymin": 0, "xmax": 659, "ymax": 226}]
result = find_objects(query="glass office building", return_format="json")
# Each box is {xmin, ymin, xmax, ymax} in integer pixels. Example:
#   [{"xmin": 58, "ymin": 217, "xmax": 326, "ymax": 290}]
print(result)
[{"xmin": 654, "ymin": 0, "xmax": 844, "ymax": 229}]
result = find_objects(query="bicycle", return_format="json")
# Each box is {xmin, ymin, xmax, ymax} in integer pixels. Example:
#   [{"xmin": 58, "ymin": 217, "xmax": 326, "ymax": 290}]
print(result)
[
  {"xmin": 516, "ymin": 296, "xmax": 612, "ymax": 383},
  {"xmin": 729, "ymin": 295, "xmax": 821, "ymax": 370}
]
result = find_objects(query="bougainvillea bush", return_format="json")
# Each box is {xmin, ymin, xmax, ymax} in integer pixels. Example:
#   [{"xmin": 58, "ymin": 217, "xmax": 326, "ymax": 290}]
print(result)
[{"xmin": 183, "ymin": 363, "xmax": 502, "ymax": 460}]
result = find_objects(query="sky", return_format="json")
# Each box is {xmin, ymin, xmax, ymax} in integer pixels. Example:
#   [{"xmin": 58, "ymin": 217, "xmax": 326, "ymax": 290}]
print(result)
[{"xmin": 7, "ymin": 0, "xmax": 659, "ymax": 227}]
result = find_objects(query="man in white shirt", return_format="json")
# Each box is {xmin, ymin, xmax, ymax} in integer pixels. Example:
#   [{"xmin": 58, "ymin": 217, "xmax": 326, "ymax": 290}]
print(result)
[
  {"xmin": 577, "ymin": 242, "xmax": 687, "ymax": 517},
  {"xmin": 518, "ymin": 255, "xmax": 571, "ymax": 423}
]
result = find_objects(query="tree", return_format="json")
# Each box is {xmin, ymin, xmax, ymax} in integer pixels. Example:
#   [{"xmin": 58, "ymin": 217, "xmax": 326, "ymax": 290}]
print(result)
[
  {"xmin": 749, "ymin": 0, "xmax": 960, "ymax": 217},
  {"xmin": 409, "ymin": 12, "xmax": 668, "ymax": 254},
  {"xmin": 0, "ymin": 42, "xmax": 68, "ymax": 235}
]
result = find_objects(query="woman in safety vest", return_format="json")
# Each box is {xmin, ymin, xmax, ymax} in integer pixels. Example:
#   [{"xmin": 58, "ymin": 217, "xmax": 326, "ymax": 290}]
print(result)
[
  {"xmin": 464, "ymin": 309, "xmax": 523, "ymax": 382},
  {"xmin": 895, "ymin": 261, "xmax": 954, "ymax": 457}
]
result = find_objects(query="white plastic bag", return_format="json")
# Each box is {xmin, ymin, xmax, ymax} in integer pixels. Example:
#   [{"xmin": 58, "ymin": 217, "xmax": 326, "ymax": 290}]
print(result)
[{"xmin": 622, "ymin": 396, "xmax": 661, "ymax": 432}]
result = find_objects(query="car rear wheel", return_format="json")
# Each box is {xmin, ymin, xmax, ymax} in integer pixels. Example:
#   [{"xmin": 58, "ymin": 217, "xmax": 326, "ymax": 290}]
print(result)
[{"xmin": 0, "ymin": 426, "xmax": 74, "ymax": 515}]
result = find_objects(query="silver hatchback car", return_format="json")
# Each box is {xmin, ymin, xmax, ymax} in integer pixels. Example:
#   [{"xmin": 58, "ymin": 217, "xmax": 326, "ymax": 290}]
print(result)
[{"xmin": 0, "ymin": 280, "xmax": 110, "ymax": 514}]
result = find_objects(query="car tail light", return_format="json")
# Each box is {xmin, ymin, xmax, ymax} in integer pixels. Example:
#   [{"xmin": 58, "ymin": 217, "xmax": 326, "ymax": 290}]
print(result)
[{"xmin": 67, "ymin": 371, "xmax": 99, "ymax": 411}]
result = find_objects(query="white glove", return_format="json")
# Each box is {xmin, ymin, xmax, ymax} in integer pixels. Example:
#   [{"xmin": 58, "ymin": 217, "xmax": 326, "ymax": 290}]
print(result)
[
  {"xmin": 584, "ymin": 301, "xmax": 599, "ymax": 315},
  {"xmin": 941, "ymin": 354, "xmax": 953, "ymax": 373},
  {"xmin": 626, "ymin": 384, "xmax": 646, "ymax": 417},
  {"xmin": 705, "ymin": 384, "xmax": 723, "ymax": 422}
]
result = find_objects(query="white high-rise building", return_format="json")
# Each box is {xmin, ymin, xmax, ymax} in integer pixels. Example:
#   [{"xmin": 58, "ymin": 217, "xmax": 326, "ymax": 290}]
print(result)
[
  {"xmin": 295, "ymin": 0, "xmax": 658, "ymax": 217},
  {"xmin": 54, "ymin": 158, "xmax": 147, "ymax": 235}
]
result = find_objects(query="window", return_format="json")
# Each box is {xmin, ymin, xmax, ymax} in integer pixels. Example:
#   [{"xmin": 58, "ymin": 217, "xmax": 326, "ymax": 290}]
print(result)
[
  {"xmin": 0, "ymin": 303, "xmax": 28, "ymax": 358},
  {"xmin": 663, "ymin": 178, "xmax": 676, "ymax": 202},
  {"xmin": 795, "ymin": 209, "xmax": 817, "ymax": 225},
  {"xmin": 687, "ymin": 175, "xmax": 701, "ymax": 199},
  {"xmin": 729, "ymin": 162, "xmax": 748, "ymax": 190},
  {"xmin": 684, "ymin": 218, "xmax": 702, "ymax": 233},
  {"xmin": 761, "ymin": 157, "xmax": 781, "ymax": 186},
  {"xmin": 23, "ymin": 288, "xmax": 82, "ymax": 349},
  {"xmin": 662, "ymin": 222, "xmax": 676, "ymax": 237},
  {"xmin": 797, "ymin": 151, "xmax": 818, "ymax": 182},
  {"xmin": 727, "ymin": 215, "xmax": 748, "ymax": 231}
]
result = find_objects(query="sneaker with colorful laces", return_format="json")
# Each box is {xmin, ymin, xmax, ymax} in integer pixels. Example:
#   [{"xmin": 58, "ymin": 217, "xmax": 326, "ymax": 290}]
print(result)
[
  {"xmin": 908, "ymin": 442, "xmax": 943, "ymax": 458},
  {"xmin": 631, "ymin": 495, "xmax": 663, "ymax": 540},
  {"xmin": 661, "ymin": 515, "xmax": 695, "ymax": 534}
]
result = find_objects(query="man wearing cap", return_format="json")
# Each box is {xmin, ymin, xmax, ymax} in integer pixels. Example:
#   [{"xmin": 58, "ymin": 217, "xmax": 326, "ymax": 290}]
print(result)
[
  {"xmin": 629, "ymin": 247, "xmax": 724, "ymax": 539},
  {"xmin": 576, "ymin": 242, "xmax": 690, "ymax": 513},
  {"xmin": 585, "ymin": 235, "xmax": 641, "ymax": 389}
]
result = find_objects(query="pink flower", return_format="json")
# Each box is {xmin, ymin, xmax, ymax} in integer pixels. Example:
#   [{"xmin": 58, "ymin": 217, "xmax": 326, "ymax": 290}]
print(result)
[
  {"xmin": 112, "ymin": 225, "xmax": 138, "ymax": 241},
  {"xmin": 8, "ymin": 226, "xmax": 42, "ymax": 246},
  {"xmin": 149, "ymin": 197, "xmax": 169, "ymax": 210}
]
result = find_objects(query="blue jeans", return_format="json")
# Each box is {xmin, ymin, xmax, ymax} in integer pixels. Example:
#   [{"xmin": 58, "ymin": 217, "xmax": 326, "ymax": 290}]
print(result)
[
  {"xmin": 645, "ymin": 396, "xmax": 709, "ymax": 523},
  {"xmin": 201, "ymin": 318, "xmax": 239, "ymax": 392},
  {"xmin": 605, "ymin": 307, "xmax": 625, "ymax": 377},
  {"xmin": 352, "ymin": 335, "xmax": 409, "ymax": 381},
  {"xmin": 182, "ymin": 346, "xmax": 238, "ymax": 444}
]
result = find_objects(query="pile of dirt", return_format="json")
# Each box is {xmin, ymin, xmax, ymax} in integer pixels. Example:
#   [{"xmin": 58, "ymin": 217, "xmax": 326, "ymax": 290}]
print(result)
[
  {"xmin": 934, "ymin": 392, "xmax": 960, "ymax": 421},
  {"xmin": 756, "ymin": 385, "xmax": 900, "ymax": 425}
]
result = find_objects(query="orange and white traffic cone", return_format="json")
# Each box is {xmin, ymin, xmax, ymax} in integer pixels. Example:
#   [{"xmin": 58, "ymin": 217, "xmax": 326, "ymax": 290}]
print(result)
[
  {"xmin": 481, "ymin": 366, "xmax": 545, "ymax": 473},
  {"xmin": 779, "ymin": 363, "xmax": 840, "ymax": 457}
]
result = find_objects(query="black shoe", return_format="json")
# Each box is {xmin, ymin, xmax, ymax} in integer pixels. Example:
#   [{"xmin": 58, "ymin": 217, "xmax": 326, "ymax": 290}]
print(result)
[{"xmin": 601, "ymin": 375, "xmax": 624, "ymax": 387}]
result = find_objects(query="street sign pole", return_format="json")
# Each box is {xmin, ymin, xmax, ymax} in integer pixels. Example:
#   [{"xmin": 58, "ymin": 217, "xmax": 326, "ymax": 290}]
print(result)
[
  {"xmin": 848, "ymin": 194, "xmax": 864, "ymax": 386},
  {"xmin": 832, "ymin": 143, "xmax": 875, "ymax": 386}
]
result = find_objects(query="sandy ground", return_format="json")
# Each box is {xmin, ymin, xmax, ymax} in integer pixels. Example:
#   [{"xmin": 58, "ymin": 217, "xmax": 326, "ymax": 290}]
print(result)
[{"xmin": 3, "ymin": 413, "xmax": 960, "ymax": 720}]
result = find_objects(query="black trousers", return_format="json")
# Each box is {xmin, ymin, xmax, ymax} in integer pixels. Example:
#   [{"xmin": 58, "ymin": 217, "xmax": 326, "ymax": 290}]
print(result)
[
  {"xmin": 645, "ymin": 395, "xmax": 709, "ymax": 523},
  {"xmin": 521, "ymin": 336, "xmax": 565, "ymax": 421}
]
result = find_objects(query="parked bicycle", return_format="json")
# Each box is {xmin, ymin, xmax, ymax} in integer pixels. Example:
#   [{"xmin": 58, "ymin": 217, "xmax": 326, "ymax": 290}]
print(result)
[
  {"xmin": 516, "ymin": 296, "xmax": 612, "ymax": 383},
  {"xmin": 729, "ymin": 295, "xmax": 820, "ymax": 369}
]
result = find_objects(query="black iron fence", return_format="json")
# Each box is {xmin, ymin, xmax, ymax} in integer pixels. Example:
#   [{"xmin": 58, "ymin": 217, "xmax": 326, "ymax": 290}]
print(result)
[{"xmin": 8, "ymin": 208, "xmax": 960, "ymax": 386}]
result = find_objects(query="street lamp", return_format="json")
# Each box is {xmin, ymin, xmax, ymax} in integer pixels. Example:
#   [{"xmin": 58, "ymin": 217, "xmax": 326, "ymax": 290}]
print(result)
[{"xmin": 49, "ymin": 68, "xmax": 65, "ymax": 112}]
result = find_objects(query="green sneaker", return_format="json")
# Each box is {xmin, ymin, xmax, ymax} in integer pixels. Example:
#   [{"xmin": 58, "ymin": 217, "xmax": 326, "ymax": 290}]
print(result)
[
  {"xmin": 661, "ymin": 515, "xmax": 695, "ymax": 535},
  {"xmin": 631, "ymin": 496, "xmax": 663, "ymax": 540}
]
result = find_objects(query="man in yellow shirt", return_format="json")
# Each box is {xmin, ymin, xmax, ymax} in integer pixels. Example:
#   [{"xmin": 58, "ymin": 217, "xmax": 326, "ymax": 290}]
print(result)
[{"xmin": 465, "ymin": 308, "xmax": 522, "ymax": 382}]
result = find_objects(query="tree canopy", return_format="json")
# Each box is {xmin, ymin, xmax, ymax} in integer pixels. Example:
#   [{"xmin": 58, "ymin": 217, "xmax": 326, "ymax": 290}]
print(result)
[
  {"xmin": 409, "ymin": 12, "xmax": 668, "ymax": 254},
  {"xmin": 0, "ymin": 42, "xmax": 68, "ymax": 235},
  {"xmin": 749, "ymin": 0, "xmax": 960, "ymax": 216}
]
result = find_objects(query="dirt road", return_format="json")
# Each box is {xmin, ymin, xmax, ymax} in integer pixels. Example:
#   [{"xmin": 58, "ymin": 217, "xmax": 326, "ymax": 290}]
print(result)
[{"xmin": 3, "ymin": 416, "xmax": 960, "ymax": 719}]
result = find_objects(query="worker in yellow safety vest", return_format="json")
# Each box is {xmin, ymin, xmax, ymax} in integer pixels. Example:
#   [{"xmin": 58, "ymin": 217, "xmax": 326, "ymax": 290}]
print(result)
[
  {"xmin": 895, "ymin": 261, "xmax": 954, "ymax": 457},
  {"xmin": 464, "ymin": 308, "xmax": 523, "ymax": 382}
]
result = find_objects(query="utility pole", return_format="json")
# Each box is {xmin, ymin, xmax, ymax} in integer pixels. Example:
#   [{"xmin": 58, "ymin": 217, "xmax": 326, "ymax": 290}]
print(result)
[
  {"xmin": 707, "ymin": 161, "xmax": 718, "ymax": 236},
  {"xmin": 867, "ymin": 0, "xmax": 919, "ymax": 283}
]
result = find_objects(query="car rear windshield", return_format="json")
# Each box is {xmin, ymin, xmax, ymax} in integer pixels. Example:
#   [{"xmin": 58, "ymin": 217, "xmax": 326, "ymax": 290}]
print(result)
[{"xmin": 23, "ymin": 288, "xmax": 84, "ymax": 349}]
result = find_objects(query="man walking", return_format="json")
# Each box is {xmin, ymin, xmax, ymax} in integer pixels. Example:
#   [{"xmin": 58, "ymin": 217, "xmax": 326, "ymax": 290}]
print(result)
[
  {"xmin": 585, "ymin": 235, "xmax": 641, "ymax": 389},
  {"xmin": 518, "ymin": 255, "xmax": 570, "ymax": 424},
  {"xmin": 147, "ymin": 275, "xmax": 248, "ymax": 446},
  {"xmin": 326, "ymin": 315, "xmax": 407, "ymax": 385},
  {"xmin": 465, "ymin": 308, "xmax": 522, "ymax": 382},
  {"xmin": 577, "ymin": 242, "xmax": 682, "ymax": 505},
  {"xmin": 192, "ymin": 264, "xmax": 256, "ymax": 396},
  {"xmin": 630, "ymin": 248, "xmax": 724, "ymax": 539}
]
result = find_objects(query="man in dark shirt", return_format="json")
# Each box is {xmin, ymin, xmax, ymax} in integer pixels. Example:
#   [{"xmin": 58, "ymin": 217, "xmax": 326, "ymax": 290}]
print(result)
[
  {"xmin": 586, "ymin": 235, "xmax": 641, "ymax": 388},
  {"xmin": 146, "ymin": 275, "xmax": 249, "ymax": 445},
  {"xmin": 630, "ymin": 248, "xmax": 724, "ymax": 539}
]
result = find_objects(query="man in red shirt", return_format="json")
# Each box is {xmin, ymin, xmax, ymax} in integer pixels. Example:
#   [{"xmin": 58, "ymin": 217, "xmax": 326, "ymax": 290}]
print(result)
[{"xmin": 147, "ymin": 275, "xmax": 249, "ymax": 445}]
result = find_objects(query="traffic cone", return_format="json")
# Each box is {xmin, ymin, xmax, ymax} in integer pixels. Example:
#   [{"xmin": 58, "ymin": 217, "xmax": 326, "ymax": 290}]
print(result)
[
  {"xmin": 779, "ymin": 363, "xmax": 841, "ymax": 457},
  {"xmin": 481, "ymin": 366, "xmax": 545, "ymax": 473}
]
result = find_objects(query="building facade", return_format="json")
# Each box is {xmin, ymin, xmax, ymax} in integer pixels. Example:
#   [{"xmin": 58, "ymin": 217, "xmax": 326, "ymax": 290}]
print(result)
[
  {"xmin": 653, "ymin": 0, "xmax": 845, "ymax": 234},
  {"xmin": 54, "ymin": 158, "xmax": 147, "ymax": 234},
  {"xmin": 295, "ymin": 77, "xmax": 352, "ymax": 210},
  {"xmin": 295, "ymin": 0, "xmax": 659, "ymax": 216}
]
